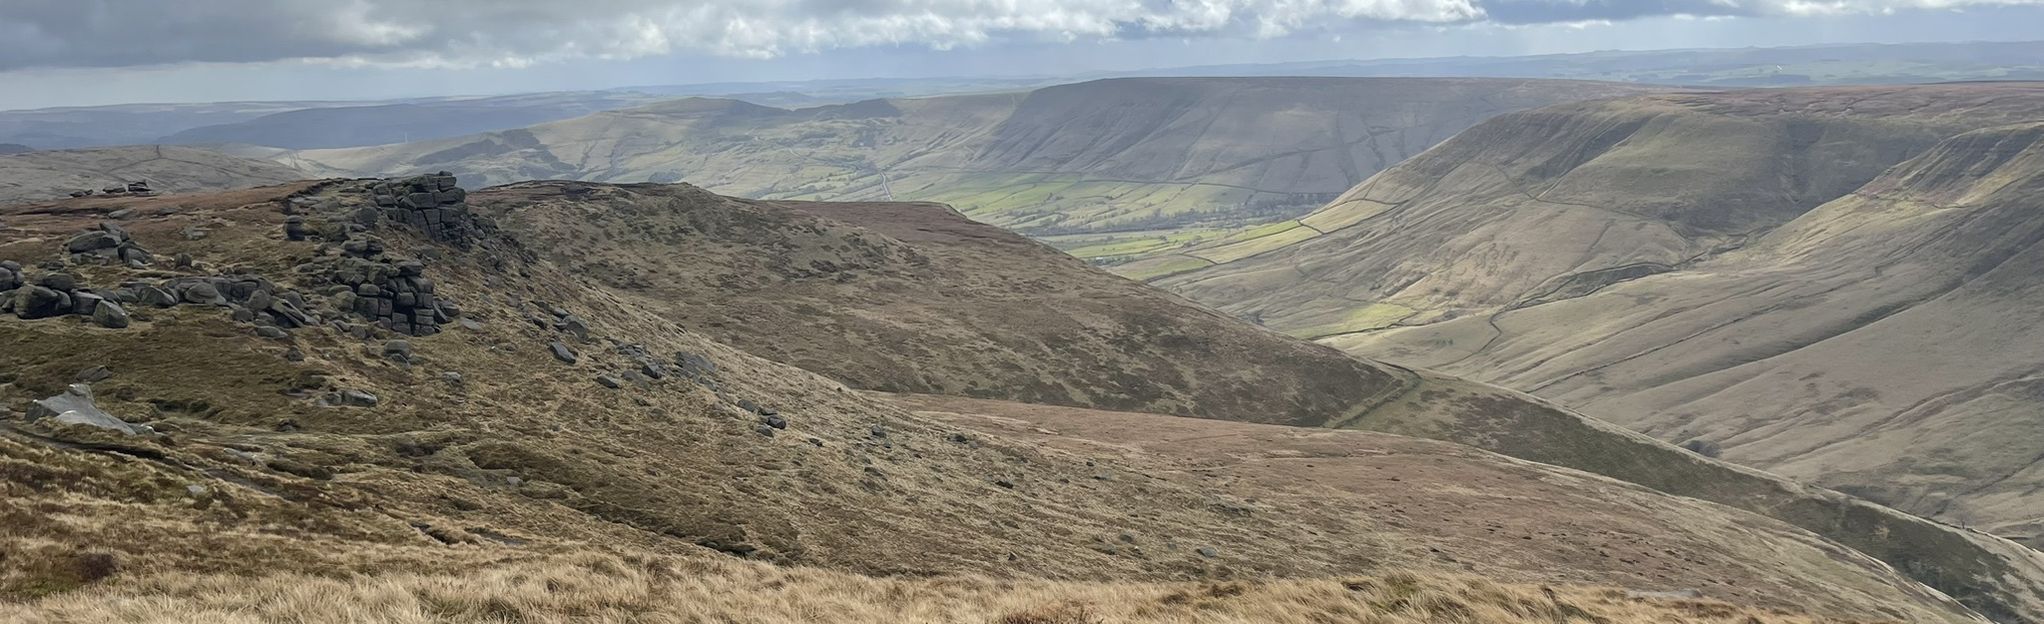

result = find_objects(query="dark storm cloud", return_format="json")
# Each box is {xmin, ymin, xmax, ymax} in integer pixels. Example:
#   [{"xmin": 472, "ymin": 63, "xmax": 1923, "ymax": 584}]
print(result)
[{"xmin": 0, "ymin": 0, "xmax": 2036, "ymax": 72}]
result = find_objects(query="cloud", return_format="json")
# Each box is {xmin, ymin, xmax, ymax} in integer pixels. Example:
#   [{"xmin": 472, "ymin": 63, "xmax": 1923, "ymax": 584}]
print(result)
[{"xmin": 0, "ymin": 0, "xmax": 2036, "ymax": 71}]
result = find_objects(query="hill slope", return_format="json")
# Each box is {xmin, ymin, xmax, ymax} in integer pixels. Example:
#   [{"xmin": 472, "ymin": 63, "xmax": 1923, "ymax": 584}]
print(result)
[
  {"xmin": 157, "ymin": 92, "xmax": 668, "ymax": 149},
  {"xmin": 1343, "ymin": 121, "xmax": 2044, "ymax": 545},
  {"xmin": 1135, "ymin": 83, "xmax": 2044, "ymax": 335},
  {"xmin": 0, "ymin": 145, "xmax": 304, "ymax": 206},
  {"xmin": 464, "ymin": 180, "xmax": 2044, "ymax": 622},
  {"xmin": 471, "ymin": 181, "xmax": 1406, "ymax": 427},
  {"xmin": 0, "ymin": 181, "xmax": 1975, "ymax": 622},
  {"xmin": 279, "ymin": 78, "xmax": 1664, "ymax": 257}
]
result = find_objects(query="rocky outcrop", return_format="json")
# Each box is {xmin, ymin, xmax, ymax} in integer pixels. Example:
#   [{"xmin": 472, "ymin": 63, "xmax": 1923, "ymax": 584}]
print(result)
[
  {"xmin": 369, "ymin": 173, "xmax": 472, "ymax": 243},
  {"xmin": 316, "ymin": 236, "xmax": 460, "ymax": 337}
]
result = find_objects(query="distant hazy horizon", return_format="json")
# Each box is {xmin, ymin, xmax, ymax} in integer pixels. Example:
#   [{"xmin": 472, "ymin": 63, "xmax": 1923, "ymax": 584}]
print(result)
[{"xmin": 3, "ymin": 1, "xmax": 2043, "ymax": 109}]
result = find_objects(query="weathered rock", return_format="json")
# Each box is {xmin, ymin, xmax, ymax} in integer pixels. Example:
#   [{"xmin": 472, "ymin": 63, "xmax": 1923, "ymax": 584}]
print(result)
[
  {"xmin": 70, "ymin": 291, "xmax": 104, "ymax": 316},
  {"xmin": 283, "ymin": 216, "xmax": 309, "ymax": 241},
  {"xmin": 14, "ymin": 285, "xmax": 71, "ymax": 319},
  {"xmin": 37, "ymin": 272, "xmax": 77, "ymax": 291},
  {"xmin": 0, "ymin": 266, "xmax": 17, "ymax": 291},
  {"xmin": 383, "ymin": 340, "xmax": 413, "ymax": 361},
  {"xmin": 91, "ymin": 299, "xmax": 130, "ymax": 329},
  {"xmin": 65, "ymin": 230, "xmax": 122, "ymax": 253},
  {"xmin": 179, "ymin": 282, "xmax": 226, "ymax": 306},
  {"xmin": 337, "ymin": 390, "xmax": 379, "ymax": 407},
  {"xmin": 441, "ymin": 371, "xmax": 464, "ymax": 384},
  {"xmin": 75, "ymin": 366, "xmax": 113, "ymax": 383},
  {"xmin": 256, "ymin": 326, "xmax": 288, "ymax": 339},
  {"xmin": 26, "ymin": 384, "xmax": 141, "ymax": 435},
  {"xmin": 267, "ymin": 298, "xmax": 314, "ymax": 327},
  {"xmin": 173, "ymin": 253, "xmax": 195, "ymax": 269},
  {"xmin": 549, "ymin": 341, "xmax": 578, "ymax": 364},
  {"xmin": 136, "ymin": 285, "xmax": 177, "ymax": 307},
  {"xmin": 754, "ymin": 424, "xmax": 777, "ymax": 437},
  {"xmin": 595, "ymin": 374, "xmax": 624, "ymax": 389},
  {"xmin": 117, "ymin": 244, "xmax": 151, "ymax": 267},
  {"xmin": 763, "ymin": 415, "xmax": 788, "ymax": 430},
  {"xmin": 556, "ymin": 315, "xmax": 590, "ymax": 340},
  {"xmin": 245, "ymin": 289, "xmax": 274, "ymax": 312}
]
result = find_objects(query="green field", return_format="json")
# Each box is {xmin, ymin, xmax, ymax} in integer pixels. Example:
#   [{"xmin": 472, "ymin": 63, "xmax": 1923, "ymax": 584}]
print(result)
[{"xmin": 1283, "ymin": 303, "xmax": 1418, "ymax": 339}]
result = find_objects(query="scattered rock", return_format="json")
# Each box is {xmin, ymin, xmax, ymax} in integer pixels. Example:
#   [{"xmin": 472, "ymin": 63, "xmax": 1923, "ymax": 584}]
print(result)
[
  {"xmin": 256, "ymin": 326, "xmax": 289, "ymax": 339},
  {"xmin": 38, "ymin": 272, "xmax": 77, "ymax": 292},
  {"xmin": 136, "ymin": 285, "xmax": 177, "ymax": 307},
  {"xmin": 1196, "ymin": 547, "xmax": 1218, "ymax": 558},
  {"xmin": 549, "ymin": 341, "xmax": 578, "ymax": 364},
  {"xmin": 337, "ymin": 390, "xmax": 379, "ymax": 407},
  {"xmin": 674, "ymin": 351, "xmax": 716, "ymax": 376},
  {"xmin": 754, "ymin": 424, "xmax": 777, "ymax": 437},
  {"xmin": 283, "ymin": 216, "xmax": 310, "ymax": 241},
  {"xmin": 185, "ymin": 485, "xmax": 209, "ymax": 498},
  {"xmin": 90, "ymin": 299, "xmax": 130, "ymax": 329},
  {"xmin": 763, "ymin": 415, "xmax": 788, "ymax": 430},
  {"xmin": 13, "ymin": 285, "xmax": 71, "ymax": 319},
  {"xmin": 179, "ymin": 282, "xmax": 225, "ymax": 306},
  {"xmin": 65, "ymin": 230, "xmax": 122, "ymax": 253},
  {"xmin": 1680, "ymin": 439, "xmax": 1722, "ymax": 458},
  {"xmin": 383, "ymin": 340, "xmax": 413, "ymax": 362},
  {"xmin": 75, "ymin": 366, "xmax": 113, "ymax": 383},
  {"xmin": 994, "ymin": 479, "xmax": 1016, "ymax": 489},
  {"xmin": 596, "ymin": 374, "xmax": 624, "ymax": 389},
  {"xmin": 26, "ymin": 384, "xmax": 141, "ymax": 436},
  {"xmin": 441, "ymin": 371, "xmax": 464, "ymax": 384}
]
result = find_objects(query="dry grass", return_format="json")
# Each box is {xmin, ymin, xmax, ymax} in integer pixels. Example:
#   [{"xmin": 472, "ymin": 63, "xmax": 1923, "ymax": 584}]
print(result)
[
  {"xmin": 3, "ymin": 551, "xmax": 1881, "ymax": 624},
  {"xmin": 0, "ymin": 180, "xmax": 1985, "ymax": 623}
]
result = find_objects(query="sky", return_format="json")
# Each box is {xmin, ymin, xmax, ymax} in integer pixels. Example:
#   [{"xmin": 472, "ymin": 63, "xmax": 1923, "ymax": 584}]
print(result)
[{"xmin": 2, "ymin": 0, "xmax": 2042, "ymax": 110}]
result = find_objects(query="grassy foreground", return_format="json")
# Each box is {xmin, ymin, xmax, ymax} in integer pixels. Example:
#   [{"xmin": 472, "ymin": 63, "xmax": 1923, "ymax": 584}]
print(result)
[{"xmin": 4, "ymin": 552, "xmax": 1882, "ymax": 624}]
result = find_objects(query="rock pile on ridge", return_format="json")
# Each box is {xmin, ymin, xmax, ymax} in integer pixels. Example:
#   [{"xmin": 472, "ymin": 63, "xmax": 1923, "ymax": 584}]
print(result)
[
  {"xmin": 63, "ymin": 223, "xmax": 152, "ymax": 268},
  {"xmin": 368, "ymin": 173, "xmax": 471, "ymax": 243},
  {"xmin": 319, "ymin": 238, "xmax": 460, "ymax": 337}
]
